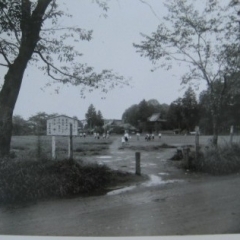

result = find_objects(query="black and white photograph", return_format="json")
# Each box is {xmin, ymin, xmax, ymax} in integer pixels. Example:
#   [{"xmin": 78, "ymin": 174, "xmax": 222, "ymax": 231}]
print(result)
[{"xmin": 0, "ymin": 0, "xmax": 240, "ymax": 239}]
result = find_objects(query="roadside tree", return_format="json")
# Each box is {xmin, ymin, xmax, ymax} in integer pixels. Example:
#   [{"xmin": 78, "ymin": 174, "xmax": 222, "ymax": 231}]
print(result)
[
  {"xmin": 12, "ymin": 115, "xmax": 31, "ymax": 135},
  {"xmin": 134, "ymin": 0, "xmax": 240, "ymax": 145},
  {"xmin": 0, "ymin": 0, "xmax": 127, "ymax": 156}
]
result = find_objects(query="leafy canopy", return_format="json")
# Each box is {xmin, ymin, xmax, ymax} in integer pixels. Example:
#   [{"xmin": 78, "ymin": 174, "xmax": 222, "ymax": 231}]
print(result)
[
  {"xmin": 134, "ymin": 0, "xmax": 240, "ymax": 87},
  {"xmin": 0, "ymin": 0, "xmax": 128, "ymax": 95}
]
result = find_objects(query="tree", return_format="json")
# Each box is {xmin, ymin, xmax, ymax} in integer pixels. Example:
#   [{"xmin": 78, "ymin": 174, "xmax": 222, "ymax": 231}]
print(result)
[
  {"xmin": 199, "ymin": 75, "xmax": 240, "ymax": 134},
  {"xmin": 167, "ymin": 98, "xmax": 184, "ymax": 131},
  {"xmin": 28, "ymin": 112, "xmax": 57, "ymax": 135},
  {"xmin": 122, "ymin": 99, "xmax": 168, "ymax": 131},
  {"xmin": 181, "ymin": 87, "xmax": 199, "ymax": 132},
  {"xmin": 0, "ymin": 0, "xmax": 128, "ymax": 156},
  {"xmin": 85, "ymin": 104, "xmax": 97, "ymax": 129},
  {"xmin": 122, "ymin": 104, "xmax": 139, "ymax": 127},
  {"xmin": 134, "ymin": 0, "xmax": 240, "ymax": 145},
  {"xmin": 12, "ymin": 115, "xmax": 31, "ymax": 135},
  {"xmin": 96, "ymin": 110, "xmax": 104, "ymax": 127}
]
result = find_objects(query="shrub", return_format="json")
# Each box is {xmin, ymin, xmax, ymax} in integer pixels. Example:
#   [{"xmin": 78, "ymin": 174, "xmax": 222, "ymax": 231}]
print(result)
[
  {"xmin": 0, "ymin": 158, "xmax": 115, "ymax": 204},
  {"xmin": 191, "ymin": 143, "xmax": 240, "ymax": 175}
]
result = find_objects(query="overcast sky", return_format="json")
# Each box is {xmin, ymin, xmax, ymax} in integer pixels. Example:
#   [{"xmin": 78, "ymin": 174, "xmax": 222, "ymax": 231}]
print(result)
[{"xmin": 4, "ymin": 0, "xmax": 207, "ymax": 120}]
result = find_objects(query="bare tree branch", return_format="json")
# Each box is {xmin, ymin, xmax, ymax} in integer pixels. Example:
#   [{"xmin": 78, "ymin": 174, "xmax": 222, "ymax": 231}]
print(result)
[
  {"xmin": 1, "ymin": 8, "xmax": 21, "ymax": 44},
  {"xmin": 0, "ymin": 43, "xmax": 11, "ymax": 66}
]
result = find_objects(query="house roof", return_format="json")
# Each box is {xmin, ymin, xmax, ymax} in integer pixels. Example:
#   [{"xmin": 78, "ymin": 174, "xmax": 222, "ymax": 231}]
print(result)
[
  {"xmin": 47, "ymin": 115, "xmax": 77, "ymax": 121},
  {"xmin": 148, "ymin": 113, "xmax": 166, "ymax": 122}
]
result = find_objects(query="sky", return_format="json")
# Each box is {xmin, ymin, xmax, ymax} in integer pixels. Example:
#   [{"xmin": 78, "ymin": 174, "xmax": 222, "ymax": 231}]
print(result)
[{"xmin": 2, "ymin": 0, "xmax": 207, "ymax": 121}]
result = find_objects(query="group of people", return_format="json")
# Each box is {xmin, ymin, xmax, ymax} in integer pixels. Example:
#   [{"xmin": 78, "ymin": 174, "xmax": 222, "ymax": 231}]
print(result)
[
  {"xmin": 94, "ymin": 132, "xmax": 110, "ymax": 139},
  {"xmin": 145, "ymin": 133, "xmax": 155, "ymax": 141},
  {"xmin": 121, "ymin": 131, "xmax": 162, "ymax": 145},
  {"xmin": 144, "ymin": 132, "xmax": 162, "ymax": 141},
  {"xmin": 79, "ymin": 133, "xmax": 86, "ymax": 138}
]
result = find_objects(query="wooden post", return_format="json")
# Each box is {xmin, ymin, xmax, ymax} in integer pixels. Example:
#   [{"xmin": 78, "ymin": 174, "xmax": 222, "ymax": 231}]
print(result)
[
  {"xmin": 68, "ymin": 123, "xmax": 73, "ymax": 160},
  {"xmin": 230, "ymin": 125, "xmax": 234, "ymax": 144},
  {"xmin": 135, "ymin": 152, "xmax": 141, "ymax": 175},
  {"xmin": 52, "ymin": 136, "xmax": 56, "ymax": 160},
  {"xmin": 195, "ymin": 126, "xmax": 200, "ymax": 162},
  {"xmin": 183, "ymin": 147, "xmax": 190, "ymax": 169}
]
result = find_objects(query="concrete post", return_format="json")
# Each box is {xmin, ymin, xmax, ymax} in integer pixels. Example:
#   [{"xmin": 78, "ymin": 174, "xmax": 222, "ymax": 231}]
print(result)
[
  {"xmin": 195, "ymin": 126, "xmax": 200, "ymax": 162},
  {"xmin": 52, "ymin": 136, "xmax": 56, "ymax": 160},
  {"xmin": 230, "ymin": 125, "xmax": 234, "ymax": 144},
  {"xmin": 68, "ymin": 123, "xmax": 73, "ymax": 160}
]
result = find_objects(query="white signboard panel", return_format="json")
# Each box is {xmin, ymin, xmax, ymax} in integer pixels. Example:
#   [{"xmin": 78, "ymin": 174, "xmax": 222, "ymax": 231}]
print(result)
[{"xmin": 47, "ymin": 115, "xmax": 78, "ymax": 136}]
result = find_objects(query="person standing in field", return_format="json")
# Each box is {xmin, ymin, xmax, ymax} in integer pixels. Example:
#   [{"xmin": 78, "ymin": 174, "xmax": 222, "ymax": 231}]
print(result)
[
  {"xmin": 136, "ymin": 132, "xmax": 140, "ymax": 141},
  {"xmin": 124, "ymin": 131, "xmax": 129, "ymax": 142},
  {"xmin": 151, "ymin": 133, "xmax": 155, "ymax": 140},
  {"xmin": 121, "ymin": 136, "xmax": 125, "ymax": 146},
  {"xmin": 158, "ymin": 133, "xmax": 162, "ymax": 139}
]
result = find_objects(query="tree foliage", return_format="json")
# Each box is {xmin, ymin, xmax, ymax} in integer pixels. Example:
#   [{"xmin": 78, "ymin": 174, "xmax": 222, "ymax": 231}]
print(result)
[
  {"xmin": 0, "ymin": 0, "xmax": 128, "ymax": 156},
  {"xmin": 134, "ymin": 0, "xmax": 240, "ymax": 145},
  {"xmin": 167, "ymin": 87, "xmax": 199, "ymax": 132},
  {"xmin": 122, "ymin": 99, "xmax": 168, "ymax": 132},
  {"xmin": 85, "ymin": 104, "xmax": 104, "ymax": 129},
  {"xmin": 0, "ymin": 0, "xmax": 128, "ymax": 94}
]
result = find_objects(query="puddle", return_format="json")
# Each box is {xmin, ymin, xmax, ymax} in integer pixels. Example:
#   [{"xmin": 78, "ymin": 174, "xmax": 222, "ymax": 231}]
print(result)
[
  {"xmin": 107, "ymin": 186, "xmax": 136, "ymax": 195},
  {"xmin": 158, "ymin": 172, "xmax": 169, "ymax": 176},
  {"xmin": 142, "ymin": 174, "xmax": 183, "ymax": 187},
  {"xmin": 97, "ymin": 156, "xmax": 112, "ymax": 159},
  {"xmin": 141, "ymin": 163, "xmax": 157, "ymax": 167},
  {"xmin": 106, "ymin": 175, "xmax": 183, "ymax": 196},
  {"xmin": 142, "ymin": 175, "xmax": 165, "ymax": 187}
]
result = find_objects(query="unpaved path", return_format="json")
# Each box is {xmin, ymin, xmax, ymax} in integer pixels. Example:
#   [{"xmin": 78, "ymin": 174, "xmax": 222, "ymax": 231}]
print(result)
[{"xmin": 0, "ymin": 137, "xmax": 240, "ymax": 236}]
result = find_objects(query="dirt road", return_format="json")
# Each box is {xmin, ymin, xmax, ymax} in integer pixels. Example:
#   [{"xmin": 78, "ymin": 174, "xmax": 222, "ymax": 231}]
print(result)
[{"xmin": 0, "ymin": 137, "xmax": 240, "ymax": 236}]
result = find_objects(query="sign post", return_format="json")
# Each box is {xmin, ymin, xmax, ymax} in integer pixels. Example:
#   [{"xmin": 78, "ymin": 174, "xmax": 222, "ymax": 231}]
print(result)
[{"xmin": 47, "ymin": 115, "xmax": 78, "ymax": 160}]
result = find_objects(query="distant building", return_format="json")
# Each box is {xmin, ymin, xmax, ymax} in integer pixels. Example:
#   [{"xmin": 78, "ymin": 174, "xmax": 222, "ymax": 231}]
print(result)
[
  {"xmin": 103, "ymin": 119, "xmax": 137, "ymax": 134},
  {"xmin": 147, "ymin": 113, "xmax": 167, "ymax": 132},
  {"xmin": 47, "ymin": 115, "xmax": 78, "ymax": 136},
  {"xmin": 103, "ymin": 119, "xmax": 122, "ymax": 126}
]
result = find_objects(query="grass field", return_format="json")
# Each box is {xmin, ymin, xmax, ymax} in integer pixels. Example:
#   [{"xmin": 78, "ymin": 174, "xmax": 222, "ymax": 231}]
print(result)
[
  {"xmin": 2, "ymin": 133, "xmax": 240, "ymax": 203},
  {"xmin": 10, "ymin": 134, "xmax": 240, "ymax": 160},
  {"xmin": 10, "ymin": 135, "xmax": 114, "ymax": 160}
]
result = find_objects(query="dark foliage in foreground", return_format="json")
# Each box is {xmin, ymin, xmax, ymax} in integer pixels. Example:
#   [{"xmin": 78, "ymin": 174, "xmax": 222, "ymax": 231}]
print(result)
[
  {"xmin": 189, "ymin": 143, "xmax": 240, "ymax": 175},
  {"xmin": 0, "ymin": 159, "xmax": 121, "ymax": 204}
]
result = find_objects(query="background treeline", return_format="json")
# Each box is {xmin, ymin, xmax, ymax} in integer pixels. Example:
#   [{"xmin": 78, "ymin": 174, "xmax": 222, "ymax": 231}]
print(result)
[
  {"xmin": 13, "ymin": 82, "xmax": 240, "ymax": 136},
  {"xmin": 122, "ymin": 85, "xmax": 240, "ymax": 135}
]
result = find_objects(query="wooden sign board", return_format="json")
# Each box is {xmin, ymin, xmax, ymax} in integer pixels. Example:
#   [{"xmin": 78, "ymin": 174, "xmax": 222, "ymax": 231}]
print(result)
[{"xmin": 47, "ymin": 115, "xmax": 78, "ymax": 136}]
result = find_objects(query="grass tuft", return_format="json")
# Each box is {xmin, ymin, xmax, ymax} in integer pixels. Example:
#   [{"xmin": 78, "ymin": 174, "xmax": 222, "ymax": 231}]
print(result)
[
  {"xmin": 0, "ymin": 158, "xmax": 120, "ymax": 204},
  {"xmin": 190, "ymin": 143, "xmax": 240, "ymax": 175}
]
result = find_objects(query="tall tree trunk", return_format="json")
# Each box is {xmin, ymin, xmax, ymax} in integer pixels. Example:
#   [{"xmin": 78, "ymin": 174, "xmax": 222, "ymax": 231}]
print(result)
[
  {"xmin": 0, "ymin": 63, "xmax": 26, "ymax": 157},
  {"xmin": 0, "ymin": 0, "xmax": 52, "ymax": 157}
]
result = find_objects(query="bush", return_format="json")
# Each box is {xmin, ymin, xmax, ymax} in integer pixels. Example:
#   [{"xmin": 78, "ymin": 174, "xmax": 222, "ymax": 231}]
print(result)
[
  {"xmin": 0, "ymin": 158, "xmax": 116, "ymax": 204},
  {"xmin": 191, "ymin": 143, "xmax": 240, "ymax": 175}
]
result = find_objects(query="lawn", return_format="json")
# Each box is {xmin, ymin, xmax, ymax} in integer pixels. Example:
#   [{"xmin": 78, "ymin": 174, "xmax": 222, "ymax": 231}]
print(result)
[{"xmin": 10, "ymin": 135, "xmax": 114, "ymax": 160}]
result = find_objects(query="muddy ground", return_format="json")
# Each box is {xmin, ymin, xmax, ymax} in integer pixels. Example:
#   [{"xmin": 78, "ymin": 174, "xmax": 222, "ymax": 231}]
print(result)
[{"xmin": 1, "ymin": 135, "xmax": 240, "ymax": 236}]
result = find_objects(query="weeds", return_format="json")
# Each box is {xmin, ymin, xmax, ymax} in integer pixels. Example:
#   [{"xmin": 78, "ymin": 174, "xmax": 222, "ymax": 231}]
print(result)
[
  {"xmin": 190, "ymin": 143, "xmax": 240, "ymax": 175},
  {"xmin": 0, "ymin": 158, "xmax": 120, "ymax": 204}
]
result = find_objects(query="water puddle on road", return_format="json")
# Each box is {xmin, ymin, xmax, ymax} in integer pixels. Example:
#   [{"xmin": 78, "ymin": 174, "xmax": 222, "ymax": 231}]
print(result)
[
  {"xmin": 107, "ymin": 186, "xmax": 136, "ymax": 196},
  {"xmin": 106, "ymin": 174, "xmax": 183, "ymax": 195},
  {"xmin": 97, "ymin": 156, "xmax": 112, "ymax": 159},
  {"xmin": 142, "ymin": 174, "xmax": 183, "ymax": 187},
  {"xmin": 142, "ymin": 175, "xmax": 166, "ymax": 187},
  {"xmin": 158, "ymin": 172, "xmax": 169, "ymax": 176}
]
